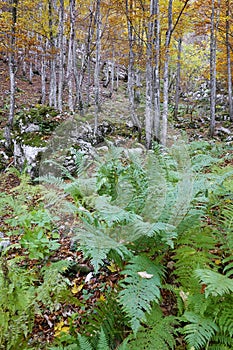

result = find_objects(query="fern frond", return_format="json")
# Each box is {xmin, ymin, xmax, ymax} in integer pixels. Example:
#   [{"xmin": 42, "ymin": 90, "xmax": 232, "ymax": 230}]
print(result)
[
  {"xmin": 36, "ymin": 174, "xmax": 66, "ymax": 189},
  {"xmin": 209, "ymin": 334, "xmax": 233, "ymax": 350},
  {"xmin": 182, "ymin": 311, "xmax": 218, "ymax": 350},
  {"xmin": 73, "ymin": 222, "xmax": 131, "ymax": 272},
  {"xmin": 223, "ymin": 256, "xmax": 233, "ymax": 278},
  {"xmin": 217, "ymin": 298, "xmax": 233, "ymax": 337},
  {"xmin": 79, "ymin": 292, "xmax": 126, "ymax": 345},
  {"xmin": 78, "ymin": 334, "xmax": 93, "ymax": 350},
  {"xmin": 195, "ymin": 269, "xmax": 233, "ymax": 297},
  {"xmin": 97, "ymin": 329, "xmax": 110, "ymax": 350},
  {"xmin": 36, "ymin": 261, "xmax": 72, "ymax": 311},
  {"xmin": 93, "ymin": 196, "xmax": 140, "ymax": 227},
  {"xmin": 118, "ymin": 256, "xmax": 164, "ymax": 333},
  {"xmin": 124, "ymin": 304, "xmax": 177, "ymax": 350}
]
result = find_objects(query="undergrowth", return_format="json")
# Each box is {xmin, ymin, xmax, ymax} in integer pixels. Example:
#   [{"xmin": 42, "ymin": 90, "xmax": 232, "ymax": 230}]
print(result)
[{"xmin": 0, "ymin": 140, "xmax": 233, "ymax": 349}]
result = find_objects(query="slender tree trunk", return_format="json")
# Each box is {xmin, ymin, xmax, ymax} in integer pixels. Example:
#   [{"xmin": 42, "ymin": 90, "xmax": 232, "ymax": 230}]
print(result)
[
  {"xmin": 58, "ymin": 0, "xmax": 64, "ymax": 112},
  {"xmin": 153, "ymin": 0, "xmax": 160, "ymax": 141},
  {"xmin": 145, "ymin": 0, "xmax": 155, "ymax": 149},
  {"xmin": 48, "ymin": 0, "xmax": 57, "ymax": 108},
  {"xmin": 161, "ymin": 0, "xmax": 189, "ymax": 145},
  {"xmin": 226, "ymin": 0, "xmax": 233, "ymax": 121},
  {"xmin": 126, "ymin": 0, "xmax": 141, "ymax": 137},
  {"xmin": 94, "ymin": 0, "xmax": 101, "ymax": 133},
  {"xmin": 111, "ymin": 56, "xmax": 115, "ymax": 95},
  {"xmin": 174, "ymin": 37, "xmax": 182, "ymax": 120},
  {"xmin": 29, "ymin": 61, "xmax": 33, "ymax": 84},
  {"xmin": 67, "ymin": 0, "xmax": 75, "ymax": 112},
  {"xmin": 161, "ymin": 0, "xmax": 172, "ymax": 146},
  {"xmin": 86, "ymin": 4, "xmax": 94, "ymax": 108},
  {"xmin": 41, "ymin": 52, "xmax": 47, "ymax": 104},
  {"xmin": 5, "ymin": 0, "xmax": 18, "ymax": 149},
  {"xmin": 209, "ymin": 0, "xmax": 217, "ymax": 137}
]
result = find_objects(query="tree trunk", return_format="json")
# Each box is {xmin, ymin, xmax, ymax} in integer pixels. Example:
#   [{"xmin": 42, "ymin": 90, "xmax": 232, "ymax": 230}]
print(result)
[
  {"xmin": 94, "ymin": 0, "xmax": 101, "ymax": 134},
  {"xmin": 126, "ymin": 0, "xmax": 141, "ymax": 138},
  {"xmin": 153, "ymin": 0, "xmax": 161, "ymax": 141},
  {"xmin": 209, "ymin": 0, "xmax": 217, "ymax": 137},
  {"xmin": 48, "ymin": 0, "xmax": 57, "ymax": 108},
  {"xmin": 41, "ymin": 52, "xmax": 47, "ymax": 105},
  {"xmin": 86, "ymin": 4, "xmax": 94, "ymax": 108},
  {"xmin": 5, "ymin": 0, "xmax": 18, "ymax": 149},
  {"xmin": 145, "ymin": 0, "xmax": 155, "ymax": 149},
  {"xmin": 173, "ymin": 37, "xmax": 182, "ymax": 120},
  {"xmin": 161, "ymin": 0, "xmax": 172, "ymax": 147},
  {"xmin": 58, "ymin": 0, "xmax": 64, "ymax": 112},
  {"xmin": 226, "ymin": 0, "xmax": 233, "ymax": 121},
  {"xmin": 67, "ymin": 0, "xmax": 75, "ymax": 112}
]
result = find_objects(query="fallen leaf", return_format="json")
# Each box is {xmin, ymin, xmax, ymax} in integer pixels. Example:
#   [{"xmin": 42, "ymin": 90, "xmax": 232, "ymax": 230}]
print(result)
[
  {"xmin": 214, "ymin": 259, "xmax": 221, "ymax": 265},
  {"xmin": 54, "ymin": 320, "xmax": 70, "ymax": 337},
  {"xmin": 107, "ymin": 262, "xmax": 118, "ymax": 272},
  {"xmin": 71, "ymin": 283, "xmax": 84, "ymax": 294},
  {"xmin": 98, "ymin": 294, "xmax": 106, "ymax": 302},
  {"xmin": 137, "ymin": 271, "xmax": 154, "ymax": 279}
]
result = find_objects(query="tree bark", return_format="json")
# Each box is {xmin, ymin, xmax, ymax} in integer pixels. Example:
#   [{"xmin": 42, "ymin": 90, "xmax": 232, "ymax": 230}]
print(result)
[
  {"xmin": 173, "ymin": 37, "xmax": 182, "ymax": 120},
  {"xmin": 94, "ymin": 0, "xmax": 101, "ymax": 133},
  {"xmin": 226, "ymin": 0, "xmax": 233, "ymax": 121},
  {"xmin": 161, "ymin": 0, "xmax": 172, "ymax": 147},
  {"xmin": 126, "ymin": 0, "xmax": 141, "ymax": 138},
  {"xmin": 145, "ymin": 0, "xmax": 155, "ymax": 149},
  {"xmin": 5, "ymin": 0, "xmax": 18, "ymax": 149},
  {"xmin": 58, "ymin": 0, "xmax": 64, "ymax": 112},
  {"xmin": 153, "ymin": 0, "xmax": 161, "ymax": 141},
  {"xmin": 209, "ymin": 0, "xmax": 217, "ymax": 137},
  {"xmin": 67, "ymin": 0, "xmax": 75, "ymax": 112},
  {"xmin": 48, "ymin": 0, "xmax": 57, "ymax": 108}
]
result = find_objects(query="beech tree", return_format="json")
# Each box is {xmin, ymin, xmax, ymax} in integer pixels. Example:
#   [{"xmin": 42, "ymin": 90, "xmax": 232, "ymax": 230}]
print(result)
[
  {"xmin": 94, "ymin": 0, "xmax": 101, "ymax": 133},
  {"xmin": 4, "ymin": 0, "xmax": 18, "ymax": 149},
  {"xmin": 125, "ymin": 0, "xmax": 142, "ymax": 138},
  {"xmin": 225, "ymin": 0, "xmax": 233, "ymax": 121}
]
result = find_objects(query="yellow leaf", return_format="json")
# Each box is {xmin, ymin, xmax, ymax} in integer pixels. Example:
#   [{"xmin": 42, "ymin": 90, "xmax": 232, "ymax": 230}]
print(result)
[
  {"xmin": 71, "ymin": 283, "xmax": 84, "ymax": 294},
  {"xmin": 107, "ymin": 262, "xmax": 117, "ymax": 272},
  {"xmin": 98, "ymin": 294, "xmax": 106, "ymax": 302},
  {"xmin": 54, "ymin": 320, "xmax": 70, "ymax": 337},
  {"xmin": 54, "ymin": 320, "xmax": 64, "ymax": 331},
  {"xmin": 215, "ymin": 259, "xmax": 221, "ymax": 265},
  {"xmin": 60, "ymin": 326, "xmax": 70, "ymax": 334}
]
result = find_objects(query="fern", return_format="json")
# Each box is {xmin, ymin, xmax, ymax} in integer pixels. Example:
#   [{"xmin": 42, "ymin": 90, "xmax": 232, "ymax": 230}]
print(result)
[
  {"xmin": 78, "ymin": 334, "xmax": 93, "ymax": 350},
  {"xmin": 123, "ymin": 304, "xmax": 177, "ymax": 350},
  {"xmin": 195, "ymin": 269, "xmax": 233, "ymax": 297},
  {"xmin": 209, "ymin": 335, "xmax": 233, "ymax": 350},
  {"xmin": 173, "ymin": 226, "xmax": 218, "ymax": 291},
  {"xmin": 97, "ymin": 328, "xmax": 110, "ymax": 350},
  {"xmin": 79, "ymin": 292, "xmax": 126, "ymax": 345},
  {"xmin": 217, "ymin": 298, "xmax": 233, "ymax": 337},
  {"xmin": 118, "ymin": 256, "xmax": 164, "ymax": 333},
  {"xmin": 36, "ymin": 261, "xmax": 73, "ymax": 311},
  {"xmin": 78, "ymin": 329, "xmax": 110, "ymax": 350},
  {"xmin": 0, "ymin": 258, "xmax": 36, "ymax": 349},
  {"xmin": 182, "ymin": 311, "xmax": 219, "ymax": 350},
  {"xmin": 74, "ymin": 217, "xmax": 132, "ymax": 271}
]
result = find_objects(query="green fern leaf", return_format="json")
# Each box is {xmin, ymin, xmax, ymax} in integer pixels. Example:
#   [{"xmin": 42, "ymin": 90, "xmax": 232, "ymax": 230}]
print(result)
[
  {"xmin": 97, "ymin": 329, "xmax": 110, "ymax": 350},
  {"xmin": 124, "ymin": 305, "xmax": 177, "ymax": 350},
  {"xmin": 182, "ymin": 311, "xmax": 218, "ymax": 350},
  {"xmin": 217, "ymin": 300, "xmax": 233, "ymax": 337},
  {"xmin": 118, "ymin": 256, "xmax": 163, "ymax": 333},
  {"xmin": 78, "ymin": 334, "xmax": 93, "ymax": 350},
  {"xmin": 195, "ymin": 269, "xmax": 233, "ymax": 297},
  {"xmin": 74, "ymin": 222, "xmax": 131, "ymax": 272}
]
